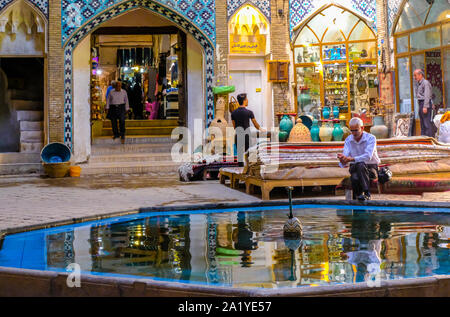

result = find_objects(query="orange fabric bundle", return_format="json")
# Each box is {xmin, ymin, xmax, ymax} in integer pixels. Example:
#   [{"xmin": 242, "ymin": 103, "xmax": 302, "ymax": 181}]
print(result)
[{"xmin": 441, "ymin": 111, "xmax": 450, "ymax": 124}]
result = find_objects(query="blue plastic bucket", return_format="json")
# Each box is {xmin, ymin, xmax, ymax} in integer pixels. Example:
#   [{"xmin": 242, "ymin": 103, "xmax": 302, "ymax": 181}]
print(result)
[{"xmin": 40, "ymin": 143, "xmax": 71, "ymax": 163}]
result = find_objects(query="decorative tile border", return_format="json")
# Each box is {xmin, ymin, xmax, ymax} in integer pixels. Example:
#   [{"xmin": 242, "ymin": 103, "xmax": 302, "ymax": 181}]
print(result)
[
  {"xmin": 0, "ymin": 0, "xmax": 48, "ymax": 18},
  {"xmin": 62, "ymin": 0, "xmax": 216, "ymax": 46},
  {"xmin": 289, "ymin": 0, "xmax": 377, "ymax": 37},
  {"xmin": 227, "ymin": 0, "xmax": 271, "ymax": 22},
  {"xmin": 388, "ymin": 0, "xmax": 403, "ymax": 35},
  {"xmin": 63, "ymin": 0, "xmax": 214, "ymax": 149}
]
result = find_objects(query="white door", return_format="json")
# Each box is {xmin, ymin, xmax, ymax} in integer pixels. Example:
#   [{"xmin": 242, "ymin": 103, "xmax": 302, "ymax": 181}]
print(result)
[{"xmin": 229, "ymin": 71, "xmax": 264, "ymax": 127}]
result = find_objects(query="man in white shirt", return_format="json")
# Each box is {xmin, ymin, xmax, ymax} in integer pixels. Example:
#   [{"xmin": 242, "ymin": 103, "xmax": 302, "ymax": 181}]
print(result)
[
  {"xmin": 106, "ymin": 81, "xmax": 129, "ymax": 144},
  {"xmin": 338, "ymin": 118, "xmax": 381, "ymax": 201}
]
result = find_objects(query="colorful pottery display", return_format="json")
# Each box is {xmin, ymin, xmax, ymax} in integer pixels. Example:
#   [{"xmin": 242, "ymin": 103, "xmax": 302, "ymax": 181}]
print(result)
[
  {"xmin": 370, "ymin": 115, "xmax": 389, "ymax": 139},
  {"xmin": 299, "ymin": 115, "xmax": 313, "ymax": 131},
  {"xmin": 319, "ymin": 120, "xmax": 333, "ymax": 142},
  {"xmin": 322, "ymin": 106, "xmax": 330, "ymax": 119},
  {"xmin": 279, "ymin": 115, "xmax": 294, "ymax": 142},
  {"xmin": 310, "ymin": 119, "xmax": 321, "ymax": 142},
  {"xmin": 332, "ymin": 119, "xmax": 344, "ymax": 141},
  {"xmin": 288, "ymin": 119, "xmax": 311, "ymax": 142}
]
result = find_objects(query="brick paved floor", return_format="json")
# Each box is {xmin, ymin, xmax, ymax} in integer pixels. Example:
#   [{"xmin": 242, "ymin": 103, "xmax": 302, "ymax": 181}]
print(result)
[{"xmin": 0, "ymin": 175, "xmax": 449, "ymax": 232}]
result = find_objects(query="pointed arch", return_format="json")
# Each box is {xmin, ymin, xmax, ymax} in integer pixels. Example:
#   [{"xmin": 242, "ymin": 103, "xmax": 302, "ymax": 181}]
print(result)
[{"xmin": 62, "ymin": 0, "xmax": 215, "ymax": 149}]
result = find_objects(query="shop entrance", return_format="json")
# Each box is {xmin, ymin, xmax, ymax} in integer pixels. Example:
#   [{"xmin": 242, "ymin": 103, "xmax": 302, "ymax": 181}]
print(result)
[
  {"xmin": 229, "ymin": 71, "xmax": 264, "ymax": 125},
  {"xmin": 90, "ymin": 25, "xmax": 187, "ymax": 139}
]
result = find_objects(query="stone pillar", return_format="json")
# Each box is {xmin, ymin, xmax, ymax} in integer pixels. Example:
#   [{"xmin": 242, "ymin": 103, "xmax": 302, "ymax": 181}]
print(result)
[
  {"xmin": 376, "ymin": 0, "xmax": 391, "ymax": 71},
  {"xmin": 214, "ymin": 0, "xmax": 228, "ymax": 86},
  {"xmin": 48, "ymin": 0, "xmax": 65, "ymax": 143},
  {"xmin": 270, "ymin": 0, "xmax": 291, "ymax": 124}
]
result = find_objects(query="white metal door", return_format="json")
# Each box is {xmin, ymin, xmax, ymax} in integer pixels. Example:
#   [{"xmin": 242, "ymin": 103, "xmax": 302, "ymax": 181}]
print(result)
[{"xmin": 229, "ymin": 71, "xmax": 263, "ymax": 126}]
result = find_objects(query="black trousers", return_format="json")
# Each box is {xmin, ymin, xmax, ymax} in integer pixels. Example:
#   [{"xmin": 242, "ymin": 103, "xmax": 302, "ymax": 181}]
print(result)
[
  {"xmin": 109, "ymin": 104, "xmax": 126, "ymax": 138},
  {"xmin": 418, "ymin": 100, "xmax": 434, "ymax": 137},
  {"xmin": 349, "ymin": 162, "xmax": 378, "ymax": 197},
  {"xmin": 131, "ymin": 102, "xmax": 143, "ymax": 119}
]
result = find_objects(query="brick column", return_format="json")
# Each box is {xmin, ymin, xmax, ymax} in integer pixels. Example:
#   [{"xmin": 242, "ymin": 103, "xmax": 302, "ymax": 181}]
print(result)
[
  {"xmin": 270, "ymin": 0, "xmax": 291, "ymax": 122},
  {"xmin": 214, "ymin": 0, "xmax": 229, "ymax": 87},
  {"xmin": 48, "ymin": 0, "xmax": 65, "ymax": 143}
]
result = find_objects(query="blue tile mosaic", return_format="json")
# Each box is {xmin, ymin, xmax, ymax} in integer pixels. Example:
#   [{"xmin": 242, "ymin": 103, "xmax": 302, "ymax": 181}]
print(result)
[
  {"xmin": 289, "ymin": 0, "xmax": 377, "ymax": 37},
  {"xmin": 63, "ymin": 0, "xmax": 215, "ymax": 149},
  {"xmin": 0, "ymin": 0, "xmax": 48, "ymax": 18},
  {"xmin": 227, "ymin": 0, "xmax": 271, "ymax": 22},
  {"xmin": 61, "ymin": 0, "xmax": 216, "ymax": 45}
]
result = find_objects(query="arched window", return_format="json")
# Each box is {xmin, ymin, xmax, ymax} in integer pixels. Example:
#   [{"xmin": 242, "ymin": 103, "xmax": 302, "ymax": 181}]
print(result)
[
  {"xmin": 393, "ymin": 0, "xmax": 449, "ymax": 120},
  {"xmin": 229, "ymin": 4, "xmax": 269, "ymax": 55},
  {"xmin": 292, "ymin": 4, "xmax": 377, "ymax": 120}
]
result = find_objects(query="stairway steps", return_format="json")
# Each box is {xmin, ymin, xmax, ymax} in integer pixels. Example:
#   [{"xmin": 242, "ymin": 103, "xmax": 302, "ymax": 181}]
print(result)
[
  {"xmin": 20, "ymin": 142, "xmax": 43, "ymax": 153},
  {"xmin": 11, "ymin": 99, "xmax": 43, "ymax": 111},
  {"xmin": 102, "ymin": 126, "xmax": 178, "ymax": 136},
  {"xmin": 89, "ymin": 153, "xmax": 174, "ymax": 163},
  {"xmin": 91, "ymin": 143, "xmax": 177, "ymax": 155},
  {"xmin": 79, "ymin": 161, "xmax": 180, "ymax": 176},
  {"xmin": 102, "ymin": 119, "xmax": 179, "ymax": 128},
  {"xmin": 8, "ymin": 89, "xmax": 42, "ymax": 100},
  {"xmin": 0, "ymin": 163, "xmax": 42, "ymax": 175},
  {"xmin": 20, "ymin": 121, "xmax": 44, "ymax": 131},
  {"xmin": 0, "ymin": 153, "xmax": 41, "ymax": 164},
  {"xmin": 20, "ymin": 130, "xmax": 43, "ymax": 143},
  {"xmin": 16, "ymin": 111, "xmax": 43, "ymax": 121}
]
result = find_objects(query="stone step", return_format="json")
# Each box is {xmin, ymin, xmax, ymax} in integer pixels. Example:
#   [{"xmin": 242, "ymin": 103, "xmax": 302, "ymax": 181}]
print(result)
[
  {"xmin": 20, "ymin": 121, "xmax": 44, "ymax": 131},
  {"xmin": 0, "ymin": 163, "xmax": 42, "ymax": 175},
  {"xmin": 91, "ymin": 143, "xmax": 176, "ymax": 155},
  {"xmin": 79, "ymin": 161, "xmax": 180, "ymax": 176},
  {"xmin": 0, "ymin": 152, "xmax": 41, "ymax": 164},
  {"xmin": 102, "ymin": 126, "xmax": 177, "ymax": 136},
  {"xmin": 93, "ymin": 136, "xmax": 176, "ymax": 146},
  {"xmin": 20, "ymin": 142, "xmax": 43, "ymax": 153},
  {"xmin": 20, "ymin": 130, "xmax": 43, "ymax": 143},
  {"xmin": 89, "ymin": 152, "xmax": 174, "ymax": 163},
  {"xmin": 8, "ymin": 89, "xmax": 42, "ymax": 100},
  {"xmin": 11, "ymin": 99, "xmax": 43, "ymax": 111},
  {"xmin": 102, "ymin": 119, "xmax": 179, "ymax": 128},
  {"xmin": 16, "ymin": 110, "xmax": 43, "ymax": 122}
]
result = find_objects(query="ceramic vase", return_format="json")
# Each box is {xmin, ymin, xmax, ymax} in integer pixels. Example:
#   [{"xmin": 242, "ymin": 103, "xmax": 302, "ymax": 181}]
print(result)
[
  {"xmin": 370, "ymin": 115, "xmax": 389, "ymax": 139},
  {"xmin": 333, "ymin": 106, "xmax": 340, "ymax": 119},
  {"xmin": 310, "ymin": 119, "xmax": 321, "ymax": 142},
  {"xmin": 319, "ymin": 120, "xmax": 333, "ymax": 142},
  {"xmin": 340, "ymin": 120, "xmax": 351, "ymax": 140},
  {"xmin": 279, "ymin": 115, "xmax": 294, "ymax": 142},
  {"xmin": 322, "ymin": 106, "xmax": 330, "ymax": 120},
  {"xmin": 288, "ymin": 119, "xmax": 311, "ymax": 142},
  {"xmin": 332, "ymin": 119, "xmax": 344, "ymax": 141}
]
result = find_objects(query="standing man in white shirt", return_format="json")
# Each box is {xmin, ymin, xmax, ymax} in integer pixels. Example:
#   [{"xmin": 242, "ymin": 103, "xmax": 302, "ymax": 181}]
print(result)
[
  {"xmin": 414, "ymin": 69, "xmax": 434, "ymax": 137},
  {"xmin": 337, "ymin": 118, "xmax": 381, "ymax": 201},
  {"xmin": 106, "ymin": 81, "xmax": 129, "ymax": 144}
]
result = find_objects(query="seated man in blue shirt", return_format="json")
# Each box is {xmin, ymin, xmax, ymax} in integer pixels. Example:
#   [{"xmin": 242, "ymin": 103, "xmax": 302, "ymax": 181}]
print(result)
[{"xmin": 338, "ymin": 118, "xmax": 381, "ymax": 201}]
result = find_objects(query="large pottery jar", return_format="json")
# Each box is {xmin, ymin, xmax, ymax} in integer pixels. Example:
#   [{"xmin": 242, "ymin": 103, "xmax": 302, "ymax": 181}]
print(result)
[
  {"xmin": 340, "ymin": 120, "xmax": 351, "ymax": 140},
  {"xmin": 332, "ymin": 119, "xmax": 344, "ymax": 141},
  {"xmin": 279, "ymin": 114, "xmax": 294, "ymax": 142},
  {"xmin": 370, "ymin": 115, "xmax": 389, "ymax": 139},
  {"xmin": 299, "ymin": 88, "xmax": 311, "ymax": 111},
  {"xmin": 322, "ymin": 106, "xmax": 330, "ymax": 119},
  {"xmin": 319, "ymin": 120, "xmax": 333, "ymax": 142},
  {"xmin": 310, "ymin": 119, "xmax": 321, "ymax": 142},
  {"xmin": 288, "ymin": 118, "xmax": 311, "ymax": 142}
]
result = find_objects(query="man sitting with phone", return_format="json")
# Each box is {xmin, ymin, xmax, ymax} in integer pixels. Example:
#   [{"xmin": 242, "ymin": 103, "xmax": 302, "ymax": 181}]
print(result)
[{"xmin": 338, "ymin": 118, "xmax": 381, "ymax": 201}]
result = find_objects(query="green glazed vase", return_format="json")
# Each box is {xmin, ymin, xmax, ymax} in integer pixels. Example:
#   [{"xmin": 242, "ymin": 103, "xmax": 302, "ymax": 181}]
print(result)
[
  {"xmin": 332, "ymin": 120, "xmax": 344, "ymax": 141},
  {"xmin": 310, "ymin": 119, "xmax": 321, "ymax": 142},
  {"xmin": 279, "ymin": 115, "xmax": 294, "ymax": 142}
]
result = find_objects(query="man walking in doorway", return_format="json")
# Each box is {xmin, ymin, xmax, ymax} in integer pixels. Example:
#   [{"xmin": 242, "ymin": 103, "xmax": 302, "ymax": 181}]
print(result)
[
  {"xmin": 414, "ymin": 69, "xmax": 434, "ymax": 137},
  {"xmin": 106, "ymin": 81, "xmax": 129, "ymax": 144},
  {"xmin": 231, "ymin": 93, "xmax": 263, "ymax": 166}
]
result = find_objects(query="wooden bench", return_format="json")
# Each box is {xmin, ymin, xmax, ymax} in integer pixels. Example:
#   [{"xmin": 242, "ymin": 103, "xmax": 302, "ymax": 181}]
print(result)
[
  {"xmin": 219, "ymin": 167, "xmax": 246, "ymax": 189},
  {"xmin": 245, "ymin": 176, "xmax": 347, "ymax": 200}
]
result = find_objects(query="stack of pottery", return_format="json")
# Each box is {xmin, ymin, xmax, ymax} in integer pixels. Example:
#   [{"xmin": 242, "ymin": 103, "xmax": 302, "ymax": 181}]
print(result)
[
  {"xmin": 332, "ymin": 119, "xmax": 344, "ymax": 141},
  {"xmin": 319, "ymin": 120, "xmax": 333, "ymax": 142},
  {"xmin": 370, "ymin": 115, "xmax": 389, "ymax": 139},
  {"xmin": 279, "ymin": 115, "xmax": 294, "ymax": 142},
  {"xmin": 288, "ymin": 118, "xmax": 311, "ymax": 142}
]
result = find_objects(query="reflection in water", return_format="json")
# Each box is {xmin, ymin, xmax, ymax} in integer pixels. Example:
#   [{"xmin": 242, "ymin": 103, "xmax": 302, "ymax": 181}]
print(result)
[{"xmin": 1, "ymin": 207, "xmax": 449, "ymax": 288}]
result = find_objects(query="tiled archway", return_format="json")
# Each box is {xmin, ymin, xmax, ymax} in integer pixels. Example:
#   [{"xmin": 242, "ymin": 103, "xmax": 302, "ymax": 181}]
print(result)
[{"xmin": 63, "ymin": 0, "xmax": 215, "ymax": 149}]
